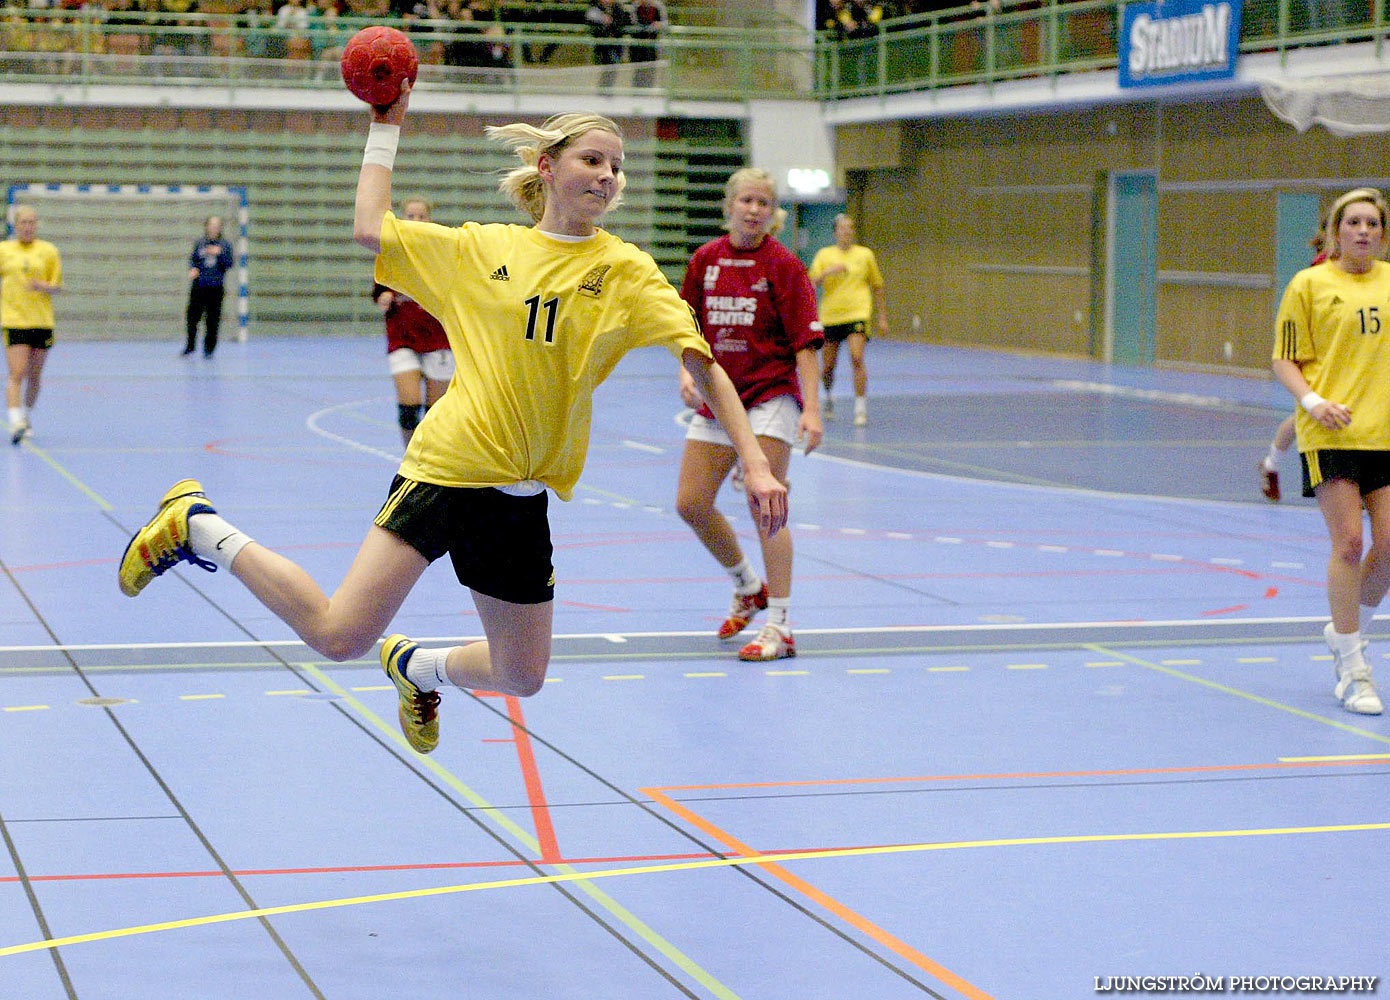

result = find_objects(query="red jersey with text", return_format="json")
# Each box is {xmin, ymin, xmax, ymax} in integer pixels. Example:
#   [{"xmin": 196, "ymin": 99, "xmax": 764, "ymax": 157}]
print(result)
[
  {"xmin": 680, "ymin": 234, "xmax": 822, "ymax": 418},
  {"xmin": 373, "ymin": 282, "xmax": 450, "ymax": 354}
]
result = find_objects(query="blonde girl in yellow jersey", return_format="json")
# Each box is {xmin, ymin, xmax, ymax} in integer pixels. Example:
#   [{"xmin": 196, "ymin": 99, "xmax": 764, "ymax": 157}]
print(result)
[
  {"xmin": 119, "ymin": 82, "xmax": 788, "ymax": 754},
  {"xmin": 1272, "ymin": 186, "xmax": 1390, "ymax": 715},
  {"xmin": 0, "ymin": 204, "xmax": 62, "ymax": 444}
]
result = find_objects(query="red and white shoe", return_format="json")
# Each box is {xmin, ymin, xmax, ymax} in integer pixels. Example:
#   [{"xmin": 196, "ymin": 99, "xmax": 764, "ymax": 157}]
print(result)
[
  {"xmin": 739, "ymin": 623, "xmax": 795, "ymax": 662},
  {"xmin": 718, "ymin": 583, "xmax": 768, "ymax": 640},
  {"xmin": 1259, "ymin": 463, "xmax": 1280, "ymax": 502}
]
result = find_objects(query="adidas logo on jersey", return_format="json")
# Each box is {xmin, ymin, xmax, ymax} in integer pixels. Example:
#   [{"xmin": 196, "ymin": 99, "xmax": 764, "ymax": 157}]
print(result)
[
  {"xmin": 1330, "ymin": 295, "xmax": 1343, "ymax": 306},
  {"xmin": 490, "ymin": 265, "xmax": 510, "ymax": 281}
]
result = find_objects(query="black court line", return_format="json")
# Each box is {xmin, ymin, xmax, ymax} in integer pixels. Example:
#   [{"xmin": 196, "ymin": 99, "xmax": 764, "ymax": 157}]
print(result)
[{"xmin": 0, "ymin": 554, "xmax": 327, "ymax": 1000}]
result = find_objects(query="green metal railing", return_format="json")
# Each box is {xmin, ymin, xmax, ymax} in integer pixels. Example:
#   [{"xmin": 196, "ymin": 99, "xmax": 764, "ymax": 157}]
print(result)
[
  {"xmin": 0, "ymin": 7, "xmax": 814, "ymax": 102},
  {"xmin": 0, "ymin": 2, "xmax": 1378, "ymax": 103},
  {"xmin": 816, "ymin": 0, "xmax": 1388, "ymax": 98}
]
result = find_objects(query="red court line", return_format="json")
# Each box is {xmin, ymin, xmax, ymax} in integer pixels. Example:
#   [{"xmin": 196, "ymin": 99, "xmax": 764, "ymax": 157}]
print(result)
[
  {"xmin": 642, "ymin": 786, "xmax": 995, "ymax": 1000},
  {"xmin": 500, "ymin": 693, "xmax": 563, "ymax": 864},
  {"xmin": 639, "ymin": 759, "xmax": 1390, "ymax": 1000},
  {"xmin": 0, "ymin": 851, "xmax": 722, "ymax": 884}
]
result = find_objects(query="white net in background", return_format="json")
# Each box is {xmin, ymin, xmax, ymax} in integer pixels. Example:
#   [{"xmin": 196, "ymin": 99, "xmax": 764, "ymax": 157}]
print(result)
[
  {"xmin": 1260, "ymin": 72, "xmax": 1390, "ymax": 137},
  {"xmin": 5, "ymin": 186, "xmax": 247, "ymax": 342}
]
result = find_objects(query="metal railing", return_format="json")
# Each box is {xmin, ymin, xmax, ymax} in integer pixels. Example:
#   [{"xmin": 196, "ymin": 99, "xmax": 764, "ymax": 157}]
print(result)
[
  {"xmin": 0, "ymin": 2, "xmax": 1378, "ymax": 103},
  {"xmin": 0, "ymin": 7, "xmax": 814, "ymax": 101},
  {"xmin": 816, "ymin": 0, "xmax": 1387, "ymax": 99}
]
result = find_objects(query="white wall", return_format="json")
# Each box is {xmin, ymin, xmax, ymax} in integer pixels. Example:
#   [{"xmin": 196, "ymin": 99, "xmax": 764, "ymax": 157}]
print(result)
[{"xmin": 747, "ymin": 98, "xmax": 843, "ymax": 203}]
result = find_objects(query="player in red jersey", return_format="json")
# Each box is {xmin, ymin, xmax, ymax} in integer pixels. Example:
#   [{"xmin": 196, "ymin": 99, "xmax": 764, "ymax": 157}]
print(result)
[
  {"xmin": 372, "ymin": 197, "xmax": 454, "ymax": 446},
  {"xmin": 675, "ymin": 167, "xmax": 824, "ymax": 661}
]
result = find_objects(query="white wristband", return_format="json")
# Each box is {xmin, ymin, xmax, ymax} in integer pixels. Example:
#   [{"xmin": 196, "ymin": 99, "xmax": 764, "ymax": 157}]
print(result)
[
  {"xmin": 363, "ymin": 122, "xmax": 400, "ymax": 171},
  {"xmin": 1300, "ymin": 391, "xmax": 1327, "ymax": 413}
]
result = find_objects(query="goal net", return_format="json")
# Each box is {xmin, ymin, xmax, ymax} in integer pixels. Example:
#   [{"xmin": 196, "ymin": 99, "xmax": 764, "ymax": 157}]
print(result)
[{"xmin": 5, "ymin": 184, "xmax": 249, "ymax": 343}]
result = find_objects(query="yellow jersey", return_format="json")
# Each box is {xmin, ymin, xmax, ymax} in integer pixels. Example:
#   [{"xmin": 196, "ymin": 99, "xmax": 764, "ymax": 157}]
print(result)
[
  {"xmin": 807, "ymin": 243, "xmax": 882, "ymax": 326},
  {"xmin": 0, "ymin": 238, "xmax": 61, "ymax": 330},
  {"xmin": 375, "ymin": 213, "xmax": 711, "ymax": 500},
  {"xmin": 1274, "ymin": 260, "xmax": 1390, "ymax": 452}
]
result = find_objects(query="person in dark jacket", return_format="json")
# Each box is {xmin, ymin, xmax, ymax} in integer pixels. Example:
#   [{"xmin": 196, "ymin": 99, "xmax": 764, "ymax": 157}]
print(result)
[{"xmin": 184, "ymin": 216, "xmax": 234, "ymax": 357}]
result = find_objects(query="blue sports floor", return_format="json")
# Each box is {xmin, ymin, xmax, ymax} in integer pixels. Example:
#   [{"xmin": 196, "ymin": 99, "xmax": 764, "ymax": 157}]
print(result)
[{"xmin": 1, "ymin": 337, "xmax": 1386, "ymax": 999}]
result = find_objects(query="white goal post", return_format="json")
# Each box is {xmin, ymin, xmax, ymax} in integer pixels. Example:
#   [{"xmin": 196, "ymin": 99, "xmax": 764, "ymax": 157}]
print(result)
[{"xmin": 5, "ymin": 183, "xmax": 250, "ymax": 343}]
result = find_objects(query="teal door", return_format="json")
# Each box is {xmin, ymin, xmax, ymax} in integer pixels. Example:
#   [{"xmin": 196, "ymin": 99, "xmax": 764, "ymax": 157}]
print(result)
[
  {"xmin": 1275, "ymin": 191, "xmax": 1322, "ymax": 299},
  {"xmin": 1106, "ymin": 170, "xmax": 1158, "ymax": 366},
  {"xmin": 793, "ymin": 202, "xmax": 844, "ymax": 270}
]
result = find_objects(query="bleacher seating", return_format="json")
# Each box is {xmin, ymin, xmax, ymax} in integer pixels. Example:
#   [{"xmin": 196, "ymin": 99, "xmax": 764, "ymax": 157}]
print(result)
[{"xmin": 0, "ymin": 116, "xmax": 745, "ymax": 336}]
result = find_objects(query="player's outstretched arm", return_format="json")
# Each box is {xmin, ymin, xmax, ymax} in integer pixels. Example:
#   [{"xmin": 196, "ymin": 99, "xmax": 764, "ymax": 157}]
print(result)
[
  {"xmin": 682, "ymin": 349, "xmax": 788, "ymax": 539},
  {"xmin": 353, "ymin": 81, "xmax": 411, "ymax": 254}
]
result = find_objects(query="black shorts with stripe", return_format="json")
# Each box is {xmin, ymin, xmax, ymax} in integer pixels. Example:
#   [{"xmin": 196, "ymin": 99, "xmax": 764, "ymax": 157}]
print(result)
[
  {"xmin": 823, "ymin": 320, "xmax": 867, "ymax": 344},
  {"xmin": 4, "ymin": 328, "xmax": 53, "ymax": 350},
  {"xmin": 374, "ymin": 475, "xmax": 555, "ymax": 604},
  {"xmin": 1301, "ymin": 449, "xmax": 1390, "ymax": 499}
]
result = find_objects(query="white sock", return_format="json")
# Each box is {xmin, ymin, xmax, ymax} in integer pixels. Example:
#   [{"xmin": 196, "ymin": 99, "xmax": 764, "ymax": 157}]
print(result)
[
  {"xmin": 767, "ymin": 597, "xmax": 790, "ymax": 629},
  {"xmin": 7, "ymin": 406, "xmax": 21, "ymax": 428},
  {"xmin": 1361, "ymin": 604, "xmax": 1378, "ymax": 636},
  {"xmin": 405, "ymin": 646, "xmax": 453, "ymax": 691},
  {"xmin": 726, "ymin": 558, "xmax": 762, "ymax": 595},
  {"xmin": 188, "ymin": 512, "xmax": 254, "ymax": 572},
  {"xmin": 854, "ymin": 395, "xmax": 867, "ymax": 414},
  {"xmin": 1330, "ymin": 627, "xmax": 1364, "ymax": 657}
]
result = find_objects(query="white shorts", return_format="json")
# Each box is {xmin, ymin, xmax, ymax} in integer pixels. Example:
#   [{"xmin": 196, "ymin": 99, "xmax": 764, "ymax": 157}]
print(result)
[
  {"xmin": 685, "ymin": 394, "xmax": 800, "ymax": 447},
  {"xmin": 388, "ymin": 347, "xmax": 455, "ymax": 382}
]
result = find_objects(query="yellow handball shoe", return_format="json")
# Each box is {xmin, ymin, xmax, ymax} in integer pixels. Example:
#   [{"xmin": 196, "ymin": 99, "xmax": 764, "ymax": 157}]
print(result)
[
  {"xmin": 381, "ymin": 634, "xmax": 441, "ymax": 754},
  {"xmin": 118, "ymin": 480, "xmax": 219, "ymax": 597}
]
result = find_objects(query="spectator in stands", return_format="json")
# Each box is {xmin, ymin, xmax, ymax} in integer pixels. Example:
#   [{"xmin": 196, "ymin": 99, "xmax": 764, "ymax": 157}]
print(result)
[
  {"xmin": 274, "ymin": 0, "xmax": 310, "ymax": 54},
  {"xmin": 627, "ymin": 0, "xmax": 666, "ymax": 88},
  {"xmin": 184, "ymin": 215, "xmax": 233, "ymax": 358},
  {"xmin": 586, "ymin": 0, "xmax": 629, "ymax": 91},
  {"xmin": 826, "ymin": 0, "xmax": 883, "ymax": 89}
]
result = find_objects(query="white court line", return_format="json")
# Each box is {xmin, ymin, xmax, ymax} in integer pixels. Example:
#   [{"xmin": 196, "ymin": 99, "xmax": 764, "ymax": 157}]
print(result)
[
  {"xmin": 304, "ymin": 397, "xmax": 402, "ymax": 463},
  {"xmin": 0, "ymin": 615, "xmax": 1369, "ymax": 655}
]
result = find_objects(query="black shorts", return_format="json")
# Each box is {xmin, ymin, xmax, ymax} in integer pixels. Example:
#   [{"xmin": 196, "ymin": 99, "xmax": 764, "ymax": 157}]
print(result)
[
  {"xmin": 374, "ymin": 475, "xmax": 555, "ymax": 604},
  {"xmin": 1301, "ymin": 449, "xmax": 1390, "ymax": 498},
  {"xmin": 4, "ymin": 328, "xmax": 53, "ymax": 350},
  {"xmin": 823, "ymin": 320, "xmax": 868, "ymax": 344}
]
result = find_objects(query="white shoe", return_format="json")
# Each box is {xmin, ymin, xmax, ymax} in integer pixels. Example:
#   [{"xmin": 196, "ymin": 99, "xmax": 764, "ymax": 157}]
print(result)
[
  {"xmin": 1325, "ymin": 622, "xmax": 1383, "ymax": 715},
  {"xmin": 853, "ymin": 410, "xmax": 867, "ymax": 427},
  {"xmin": 738, "ymin": 622, "xmax": 795, "ymax": 662}
]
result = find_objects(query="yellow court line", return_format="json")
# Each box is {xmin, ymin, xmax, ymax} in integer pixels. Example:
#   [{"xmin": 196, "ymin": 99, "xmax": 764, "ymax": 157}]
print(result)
[
  {"xmin": 5, "ymin": 820, "xmax": 1388, "ymax": 960},
  {"xmin": 3, "ymin": 705, "xmax": 48, "ymax": 712},
  {"xmin": 178, "ymin": 694, "xmax": 225, "ymax": 701},
  {"xmin": 1281, "ymin": 754, "xmax": 1390, "ymax": 762},
  {"xmin": 1088, "ymin": 645, "xmax": 1390, "ymax": 745},
  {"xmin": 300, "ymin": 664, "xmax": 742, "ymax": 1000},
  {"xmin": 684, "ymin": 672, "xmax": 726, "ymax": 678},
  {"xmin": 20, "ymin": 441, "xmax": 114, "ymax": 511}
]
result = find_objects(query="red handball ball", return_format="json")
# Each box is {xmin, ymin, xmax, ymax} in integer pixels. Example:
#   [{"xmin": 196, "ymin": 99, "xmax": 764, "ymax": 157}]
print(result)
[{"xmin": 340, "ymin": 25, "xmax": 419, "ymax": 107}]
